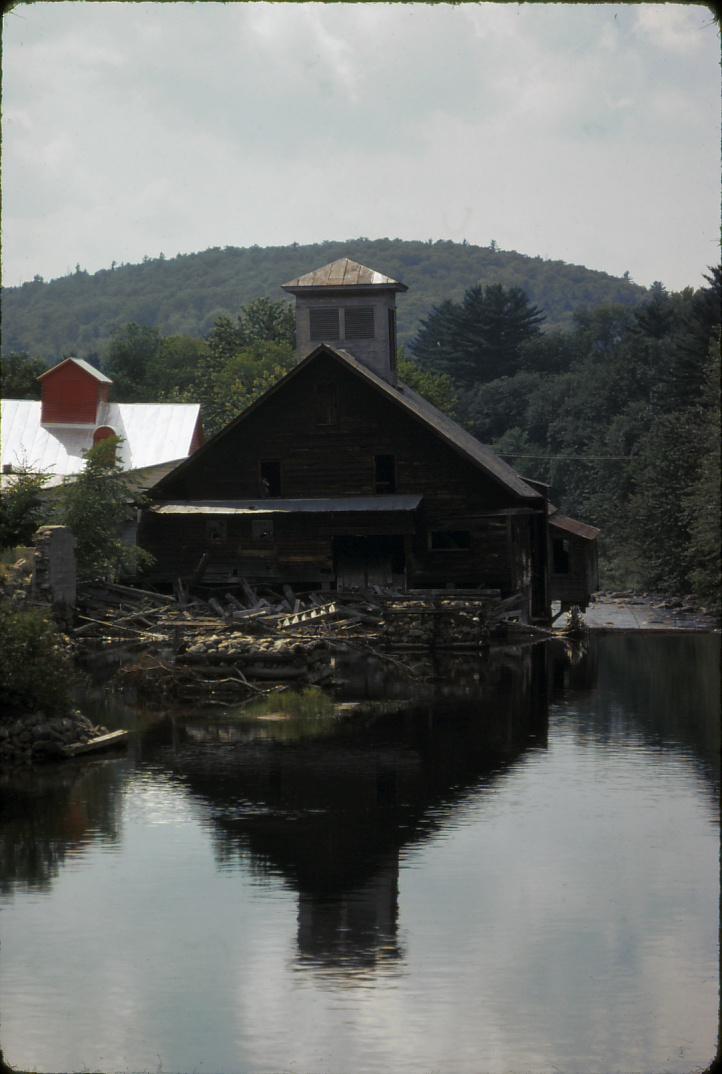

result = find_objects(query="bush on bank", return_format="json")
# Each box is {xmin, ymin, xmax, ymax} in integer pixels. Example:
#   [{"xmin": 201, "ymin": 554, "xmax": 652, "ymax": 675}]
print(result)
[{"xmin": 0, "ymin": 602, "xmax": 76, "ymax": 719}]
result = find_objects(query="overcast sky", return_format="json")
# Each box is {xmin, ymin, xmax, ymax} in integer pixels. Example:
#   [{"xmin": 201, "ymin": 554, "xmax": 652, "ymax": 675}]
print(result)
[{"xmin": 2, "ymin": 2, "xmax": 719, "ymax": 292}]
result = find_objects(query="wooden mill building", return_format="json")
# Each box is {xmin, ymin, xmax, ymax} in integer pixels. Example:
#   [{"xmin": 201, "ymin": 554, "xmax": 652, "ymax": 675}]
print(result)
[{"xmin": 139, "ymin": 258, "xmax": 598, "ymax": 620}]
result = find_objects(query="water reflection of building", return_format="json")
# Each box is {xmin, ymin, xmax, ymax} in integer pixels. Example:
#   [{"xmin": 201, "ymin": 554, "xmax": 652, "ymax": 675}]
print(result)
[
  {"xmin": 170, "ymin": 644, "xmax": 553, "ymax": 979},
  {"xmin": 0, "ymin": 762, "xmax": 123, "ymax": 894}
]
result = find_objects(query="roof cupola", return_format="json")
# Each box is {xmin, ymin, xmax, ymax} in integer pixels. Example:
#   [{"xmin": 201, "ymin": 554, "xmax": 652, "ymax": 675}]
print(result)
[
  {"xmin": 38, "ymin": 357, "xmax": 112, "ymax": 426},
  {"xmin": 282, "ymin": 257, "xmax": 407, "ymax": 384}
]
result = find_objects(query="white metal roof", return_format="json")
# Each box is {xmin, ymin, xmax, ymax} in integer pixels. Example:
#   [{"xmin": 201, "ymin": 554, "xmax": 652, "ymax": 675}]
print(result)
[{"xmin": 1, "ymin": 399, "xmax": 201, "ymax": 486}]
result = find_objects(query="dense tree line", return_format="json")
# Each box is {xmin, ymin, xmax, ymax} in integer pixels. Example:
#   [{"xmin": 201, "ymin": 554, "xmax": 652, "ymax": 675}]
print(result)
[
  {"xmin": 3, "ymin": 268, "xmax": 717, "ymax": 603},
  {"xmin": 1, "ymin": 237, "xmax": 645, "ymax": 362},
  {"xmin": 410, "ymin": 273, "xmax": 720, "ymax": 601}
]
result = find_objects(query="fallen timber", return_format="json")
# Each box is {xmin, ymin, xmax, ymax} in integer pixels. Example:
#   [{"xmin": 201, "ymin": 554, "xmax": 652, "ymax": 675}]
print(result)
[
  {"xmin": 73, "ymin": 580, "xmax": 545, "ymax": 702},
  {"xmin": 62, "ymin": 729, "xmax": 130, "ymax": 757}
]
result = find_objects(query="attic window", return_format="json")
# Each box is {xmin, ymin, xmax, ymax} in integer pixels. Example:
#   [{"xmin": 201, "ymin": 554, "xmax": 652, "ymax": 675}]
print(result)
[
  {"xmin": 309, "ymin": 307, "xmax": 340, "ymax": 340},
  {"xmin": 344, "ymin": 306, "xmax": 375, "ymax": 339},
  {"xmin": 316, "ymin": 382, "xmax": 338, "ymax": 426},
  {"xmin": 374, "ymin": 454, "xmax": 396, "ymax": 494}
]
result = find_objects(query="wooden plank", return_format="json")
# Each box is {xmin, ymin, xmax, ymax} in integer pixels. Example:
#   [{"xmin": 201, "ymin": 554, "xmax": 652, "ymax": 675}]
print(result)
[{"xmin": 63, "ymin": 729, "xmax": 129, "ymax": 757}]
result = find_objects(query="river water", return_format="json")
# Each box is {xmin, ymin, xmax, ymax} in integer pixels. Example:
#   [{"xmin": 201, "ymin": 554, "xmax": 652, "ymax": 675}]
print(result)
[{"xmin": 1, "ymin": 634, "xmax": 719, "ymax": 1074}]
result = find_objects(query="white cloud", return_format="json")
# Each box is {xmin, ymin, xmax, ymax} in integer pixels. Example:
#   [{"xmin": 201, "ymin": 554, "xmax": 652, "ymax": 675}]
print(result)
[
  {"xmin": 1, "ymin": 1, "xmax": 719, "ymax": 291},
  {"xmin": 635, "ymin": 3, "xmax": 714, "ymax": 54}
]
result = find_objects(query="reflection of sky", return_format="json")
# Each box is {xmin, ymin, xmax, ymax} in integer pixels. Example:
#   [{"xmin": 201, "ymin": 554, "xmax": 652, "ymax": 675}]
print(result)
[{"xmin": 3, "ymin": 721, "xmax": 717, "ymax": 1074}]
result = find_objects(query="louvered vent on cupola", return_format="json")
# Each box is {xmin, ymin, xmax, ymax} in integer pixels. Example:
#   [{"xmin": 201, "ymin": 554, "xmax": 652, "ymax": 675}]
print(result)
[{"xmin": 309, "ymin": 307, "xmax": 340, "ymax": 340}]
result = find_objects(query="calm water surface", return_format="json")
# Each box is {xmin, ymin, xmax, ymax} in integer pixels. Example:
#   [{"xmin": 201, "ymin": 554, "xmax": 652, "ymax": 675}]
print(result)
[{"xmin": 1, "ymin": 634, "xmax": 719, "ymax": 1074}]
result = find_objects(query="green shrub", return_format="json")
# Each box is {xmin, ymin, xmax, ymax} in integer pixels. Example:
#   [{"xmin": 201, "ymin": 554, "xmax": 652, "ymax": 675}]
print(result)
[{"xmin": 0, "ymin": 602, "xmax": 75, "ymax": 718}]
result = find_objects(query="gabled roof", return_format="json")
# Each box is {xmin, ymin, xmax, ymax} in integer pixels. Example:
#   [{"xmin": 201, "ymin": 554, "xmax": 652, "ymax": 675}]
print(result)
[
  {"xmin": 282, "ymin": 258, "xmax": 407, "ymax": 292},
  {"xmin": 1, "ymin": 400, "xmax": 201, "ymax": 486},
  {"xmin": 37, "ymin": 356, "xmax": 112, "ymax": 383},
  {"xmin": 151, "ymin": 344, "xmax": 541, "ymax": 503}
]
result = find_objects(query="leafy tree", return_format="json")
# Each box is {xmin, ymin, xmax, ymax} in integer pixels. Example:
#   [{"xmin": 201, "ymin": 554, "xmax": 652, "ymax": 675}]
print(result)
[
  {"xmin": 1, "ymin": 352, "xmax": 46, "ymax": 398},
  {"xmin": 206, "ymin": 297, "xmax": 294, "ymax": 363},
  {"xmin": 198, "ymin": 340, "xmax": 297, "ymax": 435},
  {"xmin": 397, "ymin": 356, "xmax": 458, "ymax": 416},
  {"xmin": 104, "ymin": 323, "xmax": 161, "ymax": 400},
  {"xmin": 0, "ymin": 468, "xmax": 51, "ymax": 549},
  {"xmin": 0, "ymin": 604, "xmax": 76, "ymax": 718},
  {"xmin": 147, "ymin": 334, "xmax": 209, "ymax": 395},
  {"xmin": 55, "ymin": 437, "xmax": 151, "ymax": 581}
]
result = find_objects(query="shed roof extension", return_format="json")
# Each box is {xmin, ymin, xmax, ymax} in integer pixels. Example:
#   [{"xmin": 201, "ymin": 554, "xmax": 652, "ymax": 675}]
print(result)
[
  {"xmin": 150, "ymin": 496, "xmax": 422, "ymax": 516},
  {"xmin": 549, "ymin": 511, "xmax": 600, "ymax": 541}
]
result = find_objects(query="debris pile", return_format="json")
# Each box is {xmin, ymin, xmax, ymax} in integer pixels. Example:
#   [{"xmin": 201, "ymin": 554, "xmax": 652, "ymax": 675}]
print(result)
[
  {"xmin": 382, "ymin": 598, "xmax": 492, "ymax": 650},
  {"xmin": 71, "ymin": 580, "xmax": 542, "ymax": 701}
]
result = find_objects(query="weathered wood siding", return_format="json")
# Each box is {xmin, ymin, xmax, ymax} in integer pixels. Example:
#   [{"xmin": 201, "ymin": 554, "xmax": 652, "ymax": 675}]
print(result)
[
  {"xmin": 550, "ymin": 533, "xmax": 598, "ymax": 609},
  {"xmin": 141, "ymin": 353, "xmax": 544, "ymax": 595}
]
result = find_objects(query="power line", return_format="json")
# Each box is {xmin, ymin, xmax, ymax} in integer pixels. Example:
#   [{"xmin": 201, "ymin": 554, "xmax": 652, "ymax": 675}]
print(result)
[{"xmin": 497, "ymin": 453, "xmax": 633, "ymax": 461}]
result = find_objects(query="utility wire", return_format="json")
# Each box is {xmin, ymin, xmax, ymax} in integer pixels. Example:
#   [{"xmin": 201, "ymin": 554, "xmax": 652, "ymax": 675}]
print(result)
[{"xmin": 497, "ymin": 453, "xmax": 633, "ymax": 461}]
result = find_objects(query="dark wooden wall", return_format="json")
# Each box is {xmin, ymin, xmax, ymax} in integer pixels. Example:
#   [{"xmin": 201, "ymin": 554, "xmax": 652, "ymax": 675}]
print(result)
[
  {"xmin": 550, "ymin": 532, "xmax": 598, "ymax": 610},
  {"xmin": 142, "ymin": 353, "xmax": 546, "ymax": 598}
]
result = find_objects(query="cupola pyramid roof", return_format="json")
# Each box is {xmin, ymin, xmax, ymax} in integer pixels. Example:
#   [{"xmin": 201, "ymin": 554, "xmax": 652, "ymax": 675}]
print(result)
[{"xmin": 282, "ymin": 257, "xmax": 407, "ymax": 292}]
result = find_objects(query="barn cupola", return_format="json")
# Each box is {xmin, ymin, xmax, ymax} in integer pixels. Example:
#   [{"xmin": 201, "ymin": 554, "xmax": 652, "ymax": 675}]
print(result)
[
  {"xmin": 282, "ymin": 258, "xmax": 408, "ymax": 385},
  {"xmin": 38, "ymin": 357, "xmax": 112, "ymax": 426}
]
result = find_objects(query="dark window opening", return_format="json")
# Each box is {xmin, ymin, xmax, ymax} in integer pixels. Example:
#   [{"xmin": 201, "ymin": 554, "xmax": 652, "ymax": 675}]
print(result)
[
  {"xmin": 316, "ymin": 382, "xmax": 338, "ymax": 425},
  {"xmin": 553, "ymin": 537, "xmax": 571, "ymax": 574},
  {"xmin": 388, "ymin": 308, "xmax": 397, "ymax": 374},
  {"xmin": 344, "ymin": 306, "xmax": 375, "ymax": 339},
  {"xmin": 259, "ymin": 459, "xmax": 281, "ymax": 497},
  {"xmin": 206, "ymin": 519, "xmax": 227, "ymax": 545},
  {"xmin": 309, "ymin": 307, "xmax": 340, "ymax": 340},
  {"xmin": 430, "ymin": 530, "xmax": 472, "ymax": 551},
  {"xmin": 374, "ymin": 454, "xmax": 396, "ymax": 493},
  {"xmin": 251, "ymin": 517, "xmax": 274, "ymax": 542}
]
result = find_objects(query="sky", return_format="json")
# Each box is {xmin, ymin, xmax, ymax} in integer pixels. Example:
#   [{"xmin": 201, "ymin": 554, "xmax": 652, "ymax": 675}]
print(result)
[{"xmin": 2, "ymin": 2, "xmax": 719, "ymax": 292}]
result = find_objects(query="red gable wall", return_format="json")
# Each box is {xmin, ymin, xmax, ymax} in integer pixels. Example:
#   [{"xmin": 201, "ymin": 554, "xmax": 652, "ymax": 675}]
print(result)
[{"xmin": 41, "ymin": 363, "xmax": 109, "ymax": 424}]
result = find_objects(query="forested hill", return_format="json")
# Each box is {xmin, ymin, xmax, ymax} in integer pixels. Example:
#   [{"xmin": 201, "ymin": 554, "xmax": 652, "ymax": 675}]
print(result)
[{"xmin": 2, "ymin": 237, "xmax": 646, "ymax": 362}]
